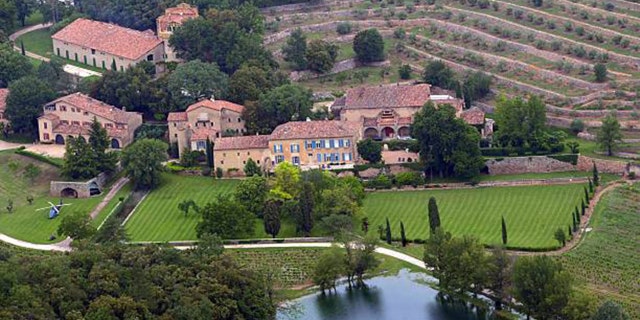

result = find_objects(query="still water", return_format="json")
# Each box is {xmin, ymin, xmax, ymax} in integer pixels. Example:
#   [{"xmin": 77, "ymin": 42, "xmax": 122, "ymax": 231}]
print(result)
[{"xmin": 278, "ymin": 269, "xmax": 492, "ymax": 320}]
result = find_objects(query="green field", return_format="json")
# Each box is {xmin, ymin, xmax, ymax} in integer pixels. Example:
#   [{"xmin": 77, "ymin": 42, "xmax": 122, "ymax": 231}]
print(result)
[
  {"xmin": 558, "ymin": 183, "xmax": 640, "ymax": 317},
  {"xmin": 16, "ymin": 28, "xmax": 53, "ymax": 57},
  {"xmin": 0, "ymin": 150, "xmax": 110, "ymax": 243},
  {"xmin": 364, "ymin": 184, "xmax": 587, "ymax": 249}
]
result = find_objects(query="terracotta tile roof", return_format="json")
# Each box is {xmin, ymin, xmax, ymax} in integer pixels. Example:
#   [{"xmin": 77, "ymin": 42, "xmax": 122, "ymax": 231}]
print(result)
[
  {"xmin": 167, "ymin": 112, "xmax": 187, "ymax": 121},
  {"xmin": 0, "ymin": 88, "xmax": 8, "ymax": 112},
  {"xmin": 190, "ymin": 127, "xmax": 217, "ymax": 141},
  {"xmin": 382, "ymin": 150, "xmax": 419, "ymax": 165},
  {"xmin": 157, "ymin": 3, "xmax": 199, "ymax": 31},
  {"xmin": 186, "ymin": 99, "xmax": 244, "ymax": 114},
  {"xmin": 214, "ymin": 135, "xmax": 270, "ymax": 150},
  {"xmin": 52, "ymin": 123, "xmax": 128, "ymax": 138},
  {"xmin": 331, "ymin": 96, "xmax": 346, "ymax": 109},
  {"xmin": 47, "ymin": 93, "xmax": 135, "ymax": 124},
  {"xmin": 270, "ymin": 120, "xmax": 357, "ymax": 140},
  {"xmin": 460, "ymin": 107, "xmax": 485, "ymax": 125},
  {"xmin": 344, "ymin": 84, "xmax": 431, "ymax": 109},
  {"xmin": 51, "ymin": 18, "xmax": 162, "ymax": 60}
]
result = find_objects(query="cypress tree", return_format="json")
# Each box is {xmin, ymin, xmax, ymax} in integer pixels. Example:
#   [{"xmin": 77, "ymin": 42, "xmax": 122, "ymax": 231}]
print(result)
[
  {"xmin": 400, "ymin": 221, "xmax": 407, "ymax": 247},
  {"xmin": 568, "ymin": 225, "xmax": 572, "ymax": 237},
  {"xmin": 385, "ymin": 218, "xmax": 392, "ymax": 244},
  {"xmin": 428, "ymin": 197, "xmax": 441, "ymax": 234},
  {"xmin": 111, "ymin": 58, "xmax": 117, "ymax": 71},
  {"xmin": 501, "ymin": 216, "xmax": 508, "ymax": 245},
  {"xmin": 20, "ymin": 41, "xmax": 25, "ymax": 55},
  {"xmin": 588, "ymin": 177, "xmax": 594, "ymax": 193},
  {"xmin": 584, "ymin": 187, "xmax": 590, "ymax": 203},
  {"xmin": 592, "ymin": 162, "xmax": 599, "ymax": 186},
  {"xmin": 572, "ymin": 211, "xmax": 578, "ymax": 232},
  {"xmin": 581, "ymin": 200, "xmax": 586, "ymax": 216},
  {"xmin": 205, "ymin": 138, "xmax": 213, "ymax": 168}
]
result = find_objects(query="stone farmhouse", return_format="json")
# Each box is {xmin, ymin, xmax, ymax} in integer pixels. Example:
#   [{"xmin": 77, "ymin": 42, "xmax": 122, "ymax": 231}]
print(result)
[
  {"xmin": 331, "ymin": 83, "xmax": 484, "ymax": 139},
  {"xmin": 51, "ymin": 18, "xmax": 164, "ymax": 71},
  {"xmin": 214, "ymin": 120, "xmax": 360, "ymax": 175},
  {"xmin": 168, "ymin": 98, "xmax": 246, "ymax": 157},
  {"xmin": 156, "ymin": 3, "xmax": 199, "ymax": 62},
  {"xmin": 37, "ymin": 93, "xmax": 143, "ymax": 149},
  {"xmin": 0, "ymin": 88, "xmax": 8, "ymax": 125}
]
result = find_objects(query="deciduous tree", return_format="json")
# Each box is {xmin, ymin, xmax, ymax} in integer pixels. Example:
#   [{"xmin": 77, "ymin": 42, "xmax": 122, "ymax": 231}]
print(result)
[
  {"xmin": 422, "ymin": 60, "xmax": 455, "ymax": 90},
  {"xmin": 591, "ymin": 301, "xmax": 630, "ymax": 320},
  {"xmin": 5, "ymin": 76, "xmax": 54, "ymax": 135},
  {"xmin": 245, "ymin": 84, "xmax": 313, "ymax": 134},
  {"xmin": 597, "ymin": 113, "xmax": 622, "ymax": 156},
  {"xmin": 57, "ymin": 212, "xmax": 96, "ymax": 240},
  {"xmin": 196, "ymin": 195, "xmax": 255, "ymax": 239},
  {"xmin": 512, "ymin": 256, "xmax": 572, "ymax": 320},
  {"xmin": 494, "ymin": 95, "xmax": 547, "ymax": 149},
  {"xmin": 305, "ymin": 40, "xmax": 339, "ymax": 73},
  {"xmin": 313, "ymin": 246, "xmax": 344, "ymax": 294},
  {"xmin": 357, "ymin": 138, "xmax": 382, "ymax": 163},
  {"xmin": 353, "ymin": 28, "xmax": 385, "ymax": 63},
  {"xmin": 167, "ymin": 60, "xmax": 229, "ymax": 110},
  {"xmin": 234, "ymin": 175, "xmax": 268, "ymax": 217},
  {"xmin": 555, "ymin": 227, "xmax": 567, "ymax": 246},
  {"xmin": 243, "ymin": 158, "xmax": 261, "ymax": 176},
  {"xmin": 120, "ymin": 139, "xmax": 168, "ymax": 190},
  {"xmin": 282, "ymin": 28, "xmax": 307, "ymax": 70}
]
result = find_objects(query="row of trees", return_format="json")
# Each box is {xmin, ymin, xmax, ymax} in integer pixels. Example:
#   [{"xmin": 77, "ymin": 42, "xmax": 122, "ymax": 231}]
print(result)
[{"xmin": 424, "ymin": 227, "xmax": 629, "ymax": 319}]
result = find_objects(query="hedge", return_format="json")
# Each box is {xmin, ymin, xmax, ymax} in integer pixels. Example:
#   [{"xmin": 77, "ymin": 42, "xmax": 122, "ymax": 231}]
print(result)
[{"xmin": 15, "ymin": 148, "xmax": 63, "ymax": 168}]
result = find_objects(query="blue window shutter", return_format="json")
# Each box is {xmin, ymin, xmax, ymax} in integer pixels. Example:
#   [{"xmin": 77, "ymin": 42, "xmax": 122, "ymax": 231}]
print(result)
[
  {"xmin": 317, "ymin": 154, "xmax": 322, "ymax": 162},
  {"xmin": 273, "ymin": 145, "xmax": 276, "ymax": 153}
]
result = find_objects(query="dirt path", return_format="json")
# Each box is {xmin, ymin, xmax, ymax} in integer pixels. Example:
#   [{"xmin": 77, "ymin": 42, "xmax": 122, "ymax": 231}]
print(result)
[
  {"xmin": 9, "ymin": 23, "xmax": 53, "ymax": 62},
  {"xmin": 88, "ymin": 177, "xmax": 130, "ymax": 219}
]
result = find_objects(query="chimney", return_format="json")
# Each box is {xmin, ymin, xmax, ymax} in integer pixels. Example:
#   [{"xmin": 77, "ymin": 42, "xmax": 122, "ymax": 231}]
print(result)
[
  {"xmin": 210, "ymin": 94, "xmax": 215, "ymax": 102},
  {"xmin": 306, "ymin": 117, "xmax": 311, "ymax": 122}
]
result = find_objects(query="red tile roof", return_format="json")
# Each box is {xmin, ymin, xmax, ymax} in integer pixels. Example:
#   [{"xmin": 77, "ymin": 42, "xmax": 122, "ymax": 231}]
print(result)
[
  {"xmin": 344, "ymin": 84, "xmax": 431, "ymax": 109},
  {"xmin": 270, "ymin": 120, "xmax": 357, "ymax": 140},
  {"xmin": 190, "ymin": 127, "xmax": 217, "ymax": 141},
  {"xmin": 214, "ymin": 135, "xmax": 270, "ymax": 150},
  {"xmin": 40, "ymin": 113, "xmax": 60, "ymax": 121},
  {"xmin": 52, "ymin": 18, "xmax": 163, "ymax": 60},
  {"xmin": 460, "ymin": 107, "xmax": 485, "ymax": 125},
  {"xmin": 167, "ymin": 112, "xmax": 187, "ymax": 122},
  {"xmin": 382, "ymin": 150, "xmax": 419, "ymax": 165},
  {"xmin": 0, "ymin": 88, "xmax": 8, "ymax": 112},
  {"xmin": 186, "ymin": 99, "xmax": 245, "ymax": 114},
  {"xmin": 157, "ymin": 3, "xmax": 199, "ymax": 31},
  {"xmin": 46, "ymin": 93, "xmax": 136, "ymax": 124}
]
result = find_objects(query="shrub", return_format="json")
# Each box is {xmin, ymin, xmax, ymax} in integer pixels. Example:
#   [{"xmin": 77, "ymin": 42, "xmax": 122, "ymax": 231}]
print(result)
[
  {"xmin": 604, "ymin": 2, "xmax": 615, "ymax": 11},
  {"xmin": 369, "ymin": 174, "xmax": 393, "ymax": 189},
  {"xmin": 570, "ymin": 119, "xmax": 585, "ymax": 133},
  {"xmin": 393, "ymin": 27, "xmax": 406, "ymax": 39},
  {"xmin": 396, "ymin": 172, "xmax": 425, "ymax": 187},
  {"xmin": 398, "ymin": 64, "xmax": 412, "ymax": 79},
  {"xmin": 336, "ymin": 22, "xmax": 353, "ymax": 35}
]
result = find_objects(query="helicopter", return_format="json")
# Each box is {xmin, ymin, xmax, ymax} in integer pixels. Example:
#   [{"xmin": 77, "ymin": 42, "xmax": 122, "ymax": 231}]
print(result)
[{"xmin": 35, "ymin": 199, "xmax": 72, "ymax": 219}]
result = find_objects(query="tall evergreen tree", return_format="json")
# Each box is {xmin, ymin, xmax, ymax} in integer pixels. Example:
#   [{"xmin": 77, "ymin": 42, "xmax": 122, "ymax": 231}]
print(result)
[
  {"xmin": 263, "ymin": 199, "xmax": 281, "ymax": 238},
  {"xmin": 581, "ymin": 200, "xmax": 586, "ymax": 216},
  {"xmin": 62, "ymin": 136, "xmax": 99, "ymax": 180},
  {"xmin": 88, "ymin": 117, "xmax": 117, "ymax": 173},
  {"xmin": 588, "ymin": 177, "xmax": 594, "ymax": 193},
  {"xmin": 501, "ymin": 216, "xmax": 508, "ymax": 245},
  {"xmin": 385, "ymin": 218, "xmax": 392, "ymax": 244},
  {"xmin": 568, "ymin": 225, "xmax": 572, "ymax": 238},
  {"xmin": 20, "ymin": 40, "xmax": 25, "ymax": 55},
  {"xmin": 572, "ymin": 211, "xmax": 578, "ymax": 232},
  {"xmin": 592, "ymin": 162, "xmax": 600, "ymax": 186},
  {"xmin": 205, "ymin": 137, "xmax": 213, "ymax": 168},
  {"xmin": 111, "ymin": 58, "xmax": 117, "ymax": 71},
  {"xmin": 400, "ymin": 221, "xmax": 407, "ymax": 247},
  {"xmin": 298, "ymin": 181, "xmax": 315, "ymax": 236},
  {"xmin": 584, "ymin": 187, "xmax": 590, "ymax": 203},
  {"xmin": 428, "ymin": 196, "xmax": 441, "ymax": 234}
]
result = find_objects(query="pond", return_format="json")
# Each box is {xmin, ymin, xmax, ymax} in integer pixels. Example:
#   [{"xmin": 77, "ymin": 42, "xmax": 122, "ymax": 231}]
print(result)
[{"xmin": 278, "ymin": 269, "xmax": 495, "ymax": 320}]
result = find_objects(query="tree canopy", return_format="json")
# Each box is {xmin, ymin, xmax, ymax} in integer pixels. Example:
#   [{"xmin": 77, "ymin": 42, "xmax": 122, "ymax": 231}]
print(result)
[
  {"xmin": 597, "ymin": 113, "xmax": 622, "ymax": 156},
  {"xmin": 5, "ymin": 76, "xmax": 55, "ymax": 135},
  {"xmin": 422, "ymin": 60, "xmax": 455, "ymax": 90},
  {"xmin": 353, "ymin": 28, "xmax": 385, "ymax": 63},
  {"xmin": 494, "ymin": 95, "xmax": 547, "ymax": 149},
  {"xmin": 356, "ymin": 139, "xmax": 382, "ymax": 163},
  {"xmin": 196, "ymin": 195, "xmax": 255, "ymax": 239},
  {"xmin": 167, "ymin": 59, "xmax": 229, "ymax": 110},
  {"xmin": 0, "ymin": 43, "xmax": 33, "ymax": 88},
  {"xmin": 282, "ymin": 28, "xmax": 307, "ymax": 71},
  {"xmin": 244, "ymin": 84, "xmax": 313, "ymax": 134},
  {"xmin": 412, "ymin": 102, "xmax": 483, "ymax": 179},
  {"xmin": 120, "ymin": 139, "xmax": 168, "ymax": 190}
]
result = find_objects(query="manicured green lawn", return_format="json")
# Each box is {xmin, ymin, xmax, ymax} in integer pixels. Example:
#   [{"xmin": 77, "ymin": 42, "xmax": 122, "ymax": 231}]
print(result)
[
  {"xmin": 16, "ymin": 28, "xmax": 53, "ymax": 57},
  {"xmin": 479, "ymin": 171, "xmax": 620, "ymax": 183},
  {"xmin": 557, "ymin": 183, "xmax": 640, "ymax": 318},
  {"xmin": 125, "ymin": 174, "xmax": 251, "ymax": 242},
  {"xmin": 364, "ymin": 184, "xmax": 587, "ymax": 249},
  {"xmin": 92, "ymin": 182, "xmax": 132, "ymax": 228},
  {"xmin": 0, "ymin": 150, "xmax": 110, "ymax": 243}
]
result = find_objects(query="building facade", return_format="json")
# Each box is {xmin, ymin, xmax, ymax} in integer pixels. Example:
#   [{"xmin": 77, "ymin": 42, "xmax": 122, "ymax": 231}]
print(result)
[
  {"xmin": 0, "ymin": 89, "xmax": 8, "ymax": 125},
  {"xmin": 213, "ymin": 120, "xmax": 360, "ymax": 175},
  {"xmin": 332, "ymin": 84, "xmax": 468, "ymax": 140},
  {"xmin": 168, "ymin": 98, "xmax": 246, "ymax": 157},
  {"xmin": 156, "ymin": 3, "xmax": 199, "ymax": 62},
  {"xmin": 51, "ymin": 18, "xmax": 164, "ymax": 71},
  {"xmin": 37, "ymin": 93, "xmax": 143, "ymax": 148}
]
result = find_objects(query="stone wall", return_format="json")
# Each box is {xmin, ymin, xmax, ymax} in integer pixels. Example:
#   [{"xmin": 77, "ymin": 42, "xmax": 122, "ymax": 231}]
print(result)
[
  {"xmin": 485, "ymin": 156, "xmax": 574, "ymax": 175},
  {"xmin": 50, "ymin": 172, "xmax": 110, "ymax": 198},
  {"xmin": 486, "ymin": 155, "xmax": 629, "ymax": 175}
]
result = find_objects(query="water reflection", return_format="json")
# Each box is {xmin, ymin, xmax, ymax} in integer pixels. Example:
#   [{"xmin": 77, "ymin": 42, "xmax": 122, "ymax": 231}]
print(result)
[{"xmin": 278, "ymin": 269, "xmax": 493, "ymax": 320}]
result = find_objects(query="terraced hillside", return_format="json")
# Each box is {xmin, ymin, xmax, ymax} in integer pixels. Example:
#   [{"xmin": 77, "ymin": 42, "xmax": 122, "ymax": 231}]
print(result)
[{"xmin": 263, "ymin": 0, "xmax": 640, "ymax": 129}]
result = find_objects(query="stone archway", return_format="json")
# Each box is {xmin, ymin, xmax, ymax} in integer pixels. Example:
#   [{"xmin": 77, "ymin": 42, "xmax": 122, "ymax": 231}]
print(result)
[
  {"xmin": 60, "ymin": 187, "xmax": 78, "ymax": 198},
  {"xmin": 110, "ymin": 138, "xmax": 120, "ymax": 149},
  {"xmin": 88, "ymin": 181, "xmax": 101, "ymax": 196},
  {"xmin": 364, "ymin": 127, "xmax": 379, "ymax": 139},
  {"xmin": 382, "ymin": 127, "xmax": 395, "ymax": 139},
  {"xmin": 398, "ymin": 126, "xmax": 411, "ymax": 138},
  {"xmin": 55, "ymin": 134, "xmax": 65, "ymax": 145}
]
